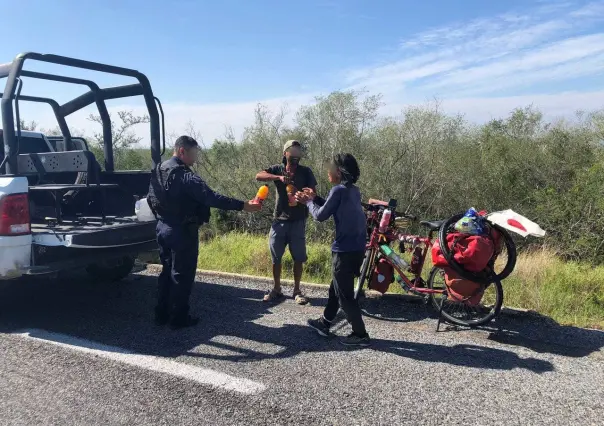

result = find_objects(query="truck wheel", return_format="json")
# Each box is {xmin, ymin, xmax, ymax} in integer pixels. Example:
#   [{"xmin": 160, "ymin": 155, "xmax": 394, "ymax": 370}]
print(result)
[{"xmin": 86, "ymin": 256, "xmax": 135, "ymax": 282}]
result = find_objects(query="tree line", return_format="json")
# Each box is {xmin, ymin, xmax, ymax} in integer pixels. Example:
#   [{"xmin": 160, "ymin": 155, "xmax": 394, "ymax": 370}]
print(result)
[{"xmin": 21, "ymin": 89, "xmax": 604, "ymax": 263}]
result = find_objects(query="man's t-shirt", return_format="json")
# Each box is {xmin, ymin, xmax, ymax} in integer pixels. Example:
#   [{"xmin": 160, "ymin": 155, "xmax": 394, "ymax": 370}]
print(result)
[{"xmin": 265, "ymin": 163, "xmax": 317, "ymax": 222}]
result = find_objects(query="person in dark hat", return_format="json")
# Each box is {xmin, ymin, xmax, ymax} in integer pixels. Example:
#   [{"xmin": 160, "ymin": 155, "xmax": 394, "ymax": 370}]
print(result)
[
  {"xmin": 296, "ymin": 153, "xmax": 370, "ymax": 346},
  {"xmin": 255, "ymin": 140, "xmax": 317, "ymax": 304}
]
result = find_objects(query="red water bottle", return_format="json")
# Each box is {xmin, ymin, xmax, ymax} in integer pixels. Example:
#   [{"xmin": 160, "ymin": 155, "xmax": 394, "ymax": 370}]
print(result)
[{"xmin": 379, "ymin": 209, "xmax": 392, "ymax": 233}]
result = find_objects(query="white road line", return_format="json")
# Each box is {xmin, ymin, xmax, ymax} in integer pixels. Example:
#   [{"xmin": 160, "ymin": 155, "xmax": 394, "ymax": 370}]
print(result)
[{"xmin": 12, "ymin": 329, "xmax": 266, "ymax": 395}]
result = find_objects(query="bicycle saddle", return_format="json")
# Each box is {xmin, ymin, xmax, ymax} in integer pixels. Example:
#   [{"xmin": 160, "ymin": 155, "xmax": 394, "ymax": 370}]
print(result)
[{"xmin": 420, "ymin": 220, "xmax": 444, "ymax": 231}]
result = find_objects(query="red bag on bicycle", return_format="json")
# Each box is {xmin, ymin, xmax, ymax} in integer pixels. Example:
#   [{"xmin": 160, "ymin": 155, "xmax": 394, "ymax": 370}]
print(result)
[
  {"xmin": 369, "ymin": 258, "xmax": 393, "ymax": 294},
  {"xmin": 443, "ymin": 268, "xmax": 484, "ymax": 306},
  {"xmin": 431, "ymin": 233, "xmax": 494, "ymax": 272},
  {"xmin": 431, "ymin": 238, "xmax": 449, "ymax": 268}
]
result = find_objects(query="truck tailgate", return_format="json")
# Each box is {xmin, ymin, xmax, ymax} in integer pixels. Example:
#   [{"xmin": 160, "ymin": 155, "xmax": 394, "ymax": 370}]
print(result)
[
  {"xmin": 32, "ymin": 220, "xmax": 156, "ymax": 248},
  {"xmin": 29, "ymin": 220, "xmax": 157, "ymax": 273}
]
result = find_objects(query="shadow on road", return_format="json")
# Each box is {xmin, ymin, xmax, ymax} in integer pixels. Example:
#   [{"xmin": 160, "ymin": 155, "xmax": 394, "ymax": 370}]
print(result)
[
  {"xmin": 355, "ymin": 291, "xmax": 604, "ymax": 359},
  {"xmin": 0, "ymin": 272, "xmax": 599, "ymax": 374}
]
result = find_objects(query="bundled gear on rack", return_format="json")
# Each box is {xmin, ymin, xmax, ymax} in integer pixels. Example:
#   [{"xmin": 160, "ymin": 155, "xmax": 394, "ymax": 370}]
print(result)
[{"xmin": 431, "ymin": 208, "xmax": 501, "ymax": 306}]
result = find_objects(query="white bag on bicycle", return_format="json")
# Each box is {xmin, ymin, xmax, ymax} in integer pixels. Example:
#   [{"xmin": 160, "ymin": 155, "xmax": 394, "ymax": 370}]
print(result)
[{"xmin": 486, "ymin": 210, "xmax": 545, "ymax": 238}]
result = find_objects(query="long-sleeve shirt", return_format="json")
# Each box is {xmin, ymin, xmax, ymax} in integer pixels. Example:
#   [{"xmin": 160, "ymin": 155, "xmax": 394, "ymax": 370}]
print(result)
[
  {"xmin": 178, "ymin": 168, "xmax": 245, "ymax": 211},
  {"xmin": 307, "ymin": 184, "xmax": 367, "ymax": 253},
  {"xmin": 155, "ymin": 157, "xmax": 244, "ymax": 226}
]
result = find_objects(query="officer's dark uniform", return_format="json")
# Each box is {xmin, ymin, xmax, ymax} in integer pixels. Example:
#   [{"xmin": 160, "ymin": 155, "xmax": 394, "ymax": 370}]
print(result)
[{"xmin": 147, "ymin": 156, "xmax": 244, "ymax": 326}]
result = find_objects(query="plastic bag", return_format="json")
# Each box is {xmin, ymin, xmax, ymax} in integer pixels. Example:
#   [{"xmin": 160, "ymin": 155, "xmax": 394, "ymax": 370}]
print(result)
[
  {"xmin": 135, "ymin": 198, "xmax": 156, "ymax": 222},
  {"xmin": 454, "ymin": 207, "xmax": 486, "ymax": 235}
]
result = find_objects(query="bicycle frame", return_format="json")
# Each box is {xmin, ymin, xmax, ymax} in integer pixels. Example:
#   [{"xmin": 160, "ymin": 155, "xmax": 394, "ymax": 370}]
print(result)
[
  {"xmin": 363, "ymin": 207, "xmax": 444, "ymax": 297},
  {"xmin": 359, "ymin": 202, "xmax": 509, "ymax": 330}
]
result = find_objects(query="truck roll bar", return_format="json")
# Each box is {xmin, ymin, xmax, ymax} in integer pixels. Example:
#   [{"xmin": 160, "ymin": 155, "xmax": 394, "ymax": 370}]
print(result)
[{"xmin": 0, "ymin": 52, "xmax": 162, "ymax": 174}]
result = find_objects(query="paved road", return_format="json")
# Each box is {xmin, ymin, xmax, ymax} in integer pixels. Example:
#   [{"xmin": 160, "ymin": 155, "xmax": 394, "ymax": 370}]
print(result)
[{"xmin": 1, "ymin": 269, "xmax": 603, "ymax": 425}]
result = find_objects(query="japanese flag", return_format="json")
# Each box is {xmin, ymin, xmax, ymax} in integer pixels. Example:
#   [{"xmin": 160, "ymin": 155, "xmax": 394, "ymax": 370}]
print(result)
[{"xmin": 486, "ymin": 210, "xmax": 546, "ymax": 238}]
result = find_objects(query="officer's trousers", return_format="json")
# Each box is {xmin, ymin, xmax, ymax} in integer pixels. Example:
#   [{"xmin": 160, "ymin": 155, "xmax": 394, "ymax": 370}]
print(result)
[{"xmin": 155, "ymin": 220, "xmax": 199, "ymax": 321}]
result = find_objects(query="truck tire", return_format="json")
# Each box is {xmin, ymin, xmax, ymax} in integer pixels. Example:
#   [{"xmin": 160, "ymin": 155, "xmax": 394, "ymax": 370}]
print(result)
[{"xmin": 86, "ymin": 256, "xmax": 135, "ymax": 282}]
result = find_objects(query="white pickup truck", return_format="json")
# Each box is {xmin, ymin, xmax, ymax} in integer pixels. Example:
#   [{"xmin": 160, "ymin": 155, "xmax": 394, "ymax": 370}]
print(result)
[
  {"xmin": 0, "ymin": 130, "xmax": 157, "ymax": 281},
  {"xmin": 0, "ymin": 52, "xmax": 164, "ymax": 282},
  {"xmin": 0, "ymin": 130, "xmax": 52, "ymax": 278}
]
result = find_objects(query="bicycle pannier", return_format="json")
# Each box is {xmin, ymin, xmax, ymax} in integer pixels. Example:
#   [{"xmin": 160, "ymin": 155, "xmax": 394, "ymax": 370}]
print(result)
[{"xmin": 369, "ymin": 258, "xmax": 394, "ymax": 294}]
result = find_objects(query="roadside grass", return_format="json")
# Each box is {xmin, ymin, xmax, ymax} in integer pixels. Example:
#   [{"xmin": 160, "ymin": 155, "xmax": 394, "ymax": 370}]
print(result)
[
  {"xmin": 197, "ymin": 232, "xmax": 333, "ymax": 284},
  {"xmin": 197, "ymin": 233, "xmax": 604, "ymax": 330}
]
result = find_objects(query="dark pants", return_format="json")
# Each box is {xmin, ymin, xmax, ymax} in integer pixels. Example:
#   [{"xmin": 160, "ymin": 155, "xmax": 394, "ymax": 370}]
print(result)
[
  {"xmin": 156, "ymin": 220, "xmax": 199, "ymax": 321},
  {"xmin": 323, "ymin": 251, "xmax": 367, "ymax": 336}
]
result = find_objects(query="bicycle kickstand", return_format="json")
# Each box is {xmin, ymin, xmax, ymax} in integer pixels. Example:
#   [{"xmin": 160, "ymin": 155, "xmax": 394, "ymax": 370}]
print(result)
[{"xmin": 436, "ymin": 293, "xmax": 447, "ymax": 332}]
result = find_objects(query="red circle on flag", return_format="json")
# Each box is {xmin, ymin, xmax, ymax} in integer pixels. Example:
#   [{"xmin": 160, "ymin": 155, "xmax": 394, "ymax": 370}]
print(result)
[{"xmin": 507, "ymin": 218, "xmax": 527, "ymax": 232}]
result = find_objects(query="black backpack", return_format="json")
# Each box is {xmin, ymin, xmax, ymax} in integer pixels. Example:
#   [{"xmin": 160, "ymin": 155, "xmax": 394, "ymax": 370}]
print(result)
[{"xmin": 147, "ymin": 163, "xmax": 185, "ymax": 220}]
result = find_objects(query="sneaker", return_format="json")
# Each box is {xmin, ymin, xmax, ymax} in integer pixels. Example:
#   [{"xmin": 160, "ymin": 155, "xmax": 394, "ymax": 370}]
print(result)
[
  {"xmin": 307, "ymin": 318, "xmax": 331, "ymax": 337},
  {"xmin": 340, "ymin": 333, "xmax": 371, "ymax": 347},
  {"xmin": 169, "ymin": 315, "xmax": 200, "ymax": 330}
]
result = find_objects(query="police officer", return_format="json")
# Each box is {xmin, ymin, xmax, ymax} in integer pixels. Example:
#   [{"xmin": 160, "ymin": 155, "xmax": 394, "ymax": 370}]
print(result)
[{"xmin": 147, "ymin": 136, "xmax": 261, "ymax": 329}]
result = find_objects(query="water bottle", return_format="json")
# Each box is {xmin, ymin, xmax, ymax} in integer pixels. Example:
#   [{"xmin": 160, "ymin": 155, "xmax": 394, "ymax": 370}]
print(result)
[
  {"xmin": 380, "ymin": 244, "xmax": 409, "ymax": 271},
  {"xmin": 379, "ymin": 209, "xmax": 392, "ymax": 233},
  {"xmin": 395, "ymin": 273, "xmax": 411, "ymax": 292}
]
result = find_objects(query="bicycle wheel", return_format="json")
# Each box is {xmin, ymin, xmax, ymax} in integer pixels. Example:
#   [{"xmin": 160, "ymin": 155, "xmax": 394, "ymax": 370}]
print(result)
[
  {"xmin": 438, "ymin": 213, "xmax": 517, "ymax": 285},
  {"xmin": 354, "ymin": 248, "xmax": 375, "ymax": 300},
  {"xmin": 427, "ymin": 266, "xmax": 504, "ymax": 327}
]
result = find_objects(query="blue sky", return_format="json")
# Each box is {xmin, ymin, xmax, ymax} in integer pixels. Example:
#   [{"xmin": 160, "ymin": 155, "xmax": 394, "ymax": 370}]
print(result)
[{"xmin": 3, "ymin": 0, "xmax": 604, "ymax": 143}]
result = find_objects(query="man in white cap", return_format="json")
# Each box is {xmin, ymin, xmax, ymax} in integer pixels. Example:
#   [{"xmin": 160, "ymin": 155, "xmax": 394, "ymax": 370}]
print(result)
[{"xmin": 256, "ymin": 140, "xmax": 317, "ymax": 304}]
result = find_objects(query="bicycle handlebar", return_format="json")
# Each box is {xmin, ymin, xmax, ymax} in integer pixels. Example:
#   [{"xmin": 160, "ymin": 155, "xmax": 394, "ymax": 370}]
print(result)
[{"xmin": 361, "ymin": 202, "xmax": 417, "ymax": 221}]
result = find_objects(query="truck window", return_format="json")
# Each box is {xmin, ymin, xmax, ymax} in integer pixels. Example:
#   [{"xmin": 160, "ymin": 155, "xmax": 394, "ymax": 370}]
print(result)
[
  {"xmin": 1, "ymin": 130, "xmax": 52, "ymax": 155},
  {"xmin": 16, "ymin": 136, "xmax": 52, "ymax": 154}
]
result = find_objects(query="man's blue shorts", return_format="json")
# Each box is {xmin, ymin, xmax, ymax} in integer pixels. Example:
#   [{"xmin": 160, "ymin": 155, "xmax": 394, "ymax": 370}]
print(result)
[{"xmin": 269, "ymin": 220, "xmax": 308, "ymax": 264}]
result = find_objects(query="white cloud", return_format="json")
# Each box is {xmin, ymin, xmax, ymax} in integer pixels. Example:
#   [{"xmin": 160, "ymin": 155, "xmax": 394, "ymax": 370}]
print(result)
[
  {"xmin": 570, "ymin": 1, "xmax": 604, "ymax": 18},
  {"xmin": 347, "ymin": 60, "xmax": 462, "ymax": 92},
  {"xmin": 28, "ymin": 93, "xmax": 316, "ymax": 147},
  {"xmin": 382, "ymin": 91, "xmax": 604, "ymax": 123},
  {"xmin": 424, "ymin": 34, "xmax": 604, "ymax": 92},
  {"xmin": 345, "ymin": 1, "xmax": 604, "ymax": 97},
  {"xmin": 16, "ymin": 1, "xmax": 604, "ymax": 146},
  {"xmin": 26, "ymin": 88, "xmax": 602, "ymax": 148}
]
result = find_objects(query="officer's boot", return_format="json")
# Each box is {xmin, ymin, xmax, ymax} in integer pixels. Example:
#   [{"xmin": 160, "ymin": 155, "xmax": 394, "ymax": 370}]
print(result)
[{"xmin": 169, "ymin": 314, "xmax": 200, "ymax": 330}]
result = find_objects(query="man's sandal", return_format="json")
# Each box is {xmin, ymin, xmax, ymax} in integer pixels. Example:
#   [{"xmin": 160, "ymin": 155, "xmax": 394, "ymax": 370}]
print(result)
[
  {"xmin": 293, "ymin": 291, "xmax": 309, "ymax": 305},
  {"xmin": 263, "ymin": 289, "xmax": 284, "ymax": 302}
]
